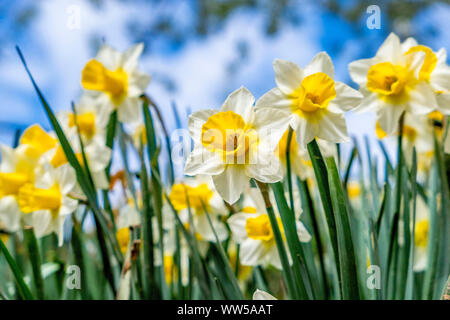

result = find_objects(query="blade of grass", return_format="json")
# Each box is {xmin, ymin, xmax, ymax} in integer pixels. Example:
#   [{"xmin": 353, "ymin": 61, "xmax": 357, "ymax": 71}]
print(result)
[
  {"xmin": 307, "ymin": 139, "xmax": 340, "ymax": 286},
  {"xmin": 255, "ymin": 181, "xmax": 299, "ymax": 299},
  {"xmin": 24, "ymin": 227, "xmax": 45, "ymax": 299},
  {"xmin": 271, "ymin": 181, "xmax": 313, "ymax": 299},
  {"xmin": 325, "ymin": 157, "xmax": 360, "ymax": 299},
  {"xmin": 0, "ymin": 238, "xmax": 34, "ymax": 300}
]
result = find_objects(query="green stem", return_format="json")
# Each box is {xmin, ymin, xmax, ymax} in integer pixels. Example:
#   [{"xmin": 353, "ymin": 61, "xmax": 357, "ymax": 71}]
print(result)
[
  {"xmin": 24, "ymin": 227, "xmax": 45, "ymax": 299},
  {"xmin": 256, "ymin": 180, "xmax": 298, "ymax": 299}
]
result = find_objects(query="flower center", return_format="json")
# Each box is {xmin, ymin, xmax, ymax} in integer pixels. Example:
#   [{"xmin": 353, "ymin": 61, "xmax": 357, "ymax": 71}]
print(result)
[
  {"xmin": 0, "ymin": 172, "xmax": 28, "ymax": 197},
  {"xmin": 415, "ymin": 219, "xmax": 429, "ymax": 248},
  {"xmin": 404, "ymin": 45, "xmax": 437, "ymax": 81},
  {"xmin": 201, "ymin": 111, "xmax": 257, "ymax": 164},
  {"xmin": 169, "ymin": 183, "xmax": 214, "ymax": 212},
  {"xmin": 18, "ymin": 183, "xmax": 62, "ymax": 213},
  {"xmin": 81, "ymin": 59, "xmax": 128, "ymax": 105},
  {"xmin": 68, "ymin": 112, "xmax": 96, "ymax": 139},
  {"xmin": 367, "ymin": 62, "xmax": 410, "ymax": 96},
  {"xmin": 290, "ymin": 72, "xmax": 336, "ymax": 116},
  {"xmin": 242, "ymin": 206, "xmax": 258, "ymax": 213},
  {"xmin": 50, "ymin": 146, "xmax": 85, "ymax": 168},
  {"xmin": 245, "ymin": 215, "xmax": 273, "ymax": 242}
]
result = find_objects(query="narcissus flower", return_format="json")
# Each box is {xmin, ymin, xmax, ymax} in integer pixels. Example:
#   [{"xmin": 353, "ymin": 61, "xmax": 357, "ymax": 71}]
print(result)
[
  {"xmin": 185, "ymin": 87, "xmax": 289, "ymax": 204},
  {"xmin": 349, "ymin": 33, "xmax": 438, "ymax": 135},
  {"xmin": 81, "ymin": 43, "xmax": 150, "ymax": 124},
  {"xmin": 168, "ymin": 176, "xmax": 228, "ymax": 241},
  {"xmin": 115, "ymin": 200, "xmax": 141, "ymax": 254},
  {"xmin": 17, "ymin": 164, "xmax": 78, "ymax": 246},
  {"xmin": 227, "ymin": 188, "xmax": 310, "ymax": 269},
  {"xmin": 401, "ymin": 37, "xmax": 450, "ymax": 115},
  {"xmin": 58, "ymin": 94, "xmax": 111, "ymax": 145},
  {"xmin": 255, "ymin": 52, "xmax": 362, "ymax": 148},
  {"xmin": 46, "ymin": 139, "xmax": 112, "ymax": 190}
]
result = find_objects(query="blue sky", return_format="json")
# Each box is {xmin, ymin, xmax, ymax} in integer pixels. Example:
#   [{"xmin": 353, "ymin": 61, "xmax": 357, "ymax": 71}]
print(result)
[{"xmin": 0, "ymin": 0, "xmax": 449, "ymax": 173}]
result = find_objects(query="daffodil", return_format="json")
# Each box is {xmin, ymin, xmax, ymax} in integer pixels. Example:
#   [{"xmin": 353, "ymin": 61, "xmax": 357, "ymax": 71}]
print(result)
[
  {"xmin": 45, "ymin": 138, "xmax": 112, "ymax": 190},
  {"xmin": 58, "ymin": 94, "xmax": 111, "ymax": 145},
  {"xmin": 168, "ymin": 176, "xmax": 228, "ymax": 241},
  {"xmin": 227, "ymin": 188, "xmax": 310, "ymax": 269},
  {"xmin": 255, "ymin": 52, "xmax": 362, "ymax": 148},
  {"xmin": 17, "ymin": 164, "xmax": 78, "ymax": 246},
  {"xmin": 115, "ymin": 199, "xmax": 141, "ymax": 254},
  {"xmin": 349, "ymin": 33, "xmax": 438, "ymax": 135},
  {"xmin": 185, "ymin": 87, "xmax": 289, "ymax": 204},
  {"xmin": 81, "ymin": 43, "xmax": 150, "ymax": 124},
  {"xmin": 401, "ymin": 37, "xmax": 450, "ymax": 115}
]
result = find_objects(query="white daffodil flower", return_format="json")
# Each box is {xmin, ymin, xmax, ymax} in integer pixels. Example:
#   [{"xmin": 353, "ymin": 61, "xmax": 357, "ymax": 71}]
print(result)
[
  {"xmin": 255, "ymin": 52, "xmax": 362, "ymax": 149},
  {"xmin": 253, "ymin": 289, "xmax": 277, "ymax": 300},
  {"xmin": 58, "ymin": 94, "xmax": 111, "ymax": 146},
  {"xmin": 168, "ymin": 176, "xmax": 228, "ymax": 242},
  {"xmin": 185, "ymin": 87, "xmax": 289, "ymax": 204},
  {"xmin": 349, "ymin": 33, "xmax": 438, "ymax": 135},
  {"xmin": 227, "ymin": 188, "xmax": 310, "ymax": 269},
  {"xmin": 401, "ymin": 37, "xmax": 450, "ymax": 115},
  {"xmin": 43, "ymin": 137, "xmax": 112, "ymax": 190},
  {"xmin": 17, "ymin": 164, "xmax": 78, "ymax": 246},
  {"xmin": 115, "ymin": 199, "xmax": 141, "ymax": 254},
  {"xmin": 81, "ymin": 43, "xmax": 150, "ymax": 124}
]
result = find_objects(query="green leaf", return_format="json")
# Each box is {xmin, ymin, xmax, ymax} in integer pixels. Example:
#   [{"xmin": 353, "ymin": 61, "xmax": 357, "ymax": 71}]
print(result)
[
  {"xmin": 24, "ymin": 227, "xmax": 44, "ymax": 299},
  {"xmin": 0, "ymin": 238, "xmax": 34, "ymax": 300},
  {"xmin": 307, "ymin": 139, "xmax": 340, "ymax": 284},
  {"xmin": 325, "ymin": 157, "xmax": 360, "ymax": 299}
]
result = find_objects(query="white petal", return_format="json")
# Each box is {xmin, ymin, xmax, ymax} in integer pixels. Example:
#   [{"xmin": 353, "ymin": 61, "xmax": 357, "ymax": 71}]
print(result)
[
  {"xmin": 184, "ymin": 145, "xmax": 225, "ymax": 176},
  {"xmin": 117, "ymin": 97, "xmax": 142, "ymax": 124},
  {"xmin": 31, "ymin": 210, "xmax": 53, "ymax": 239},
  {"xmin": 253, "ymin": 108, "xmax": 290, "ymax": 149},
  {"xmin": 296, "ymin": 221, "xmax": 312, "ymax": 242},
  {"xmin": 95, "ymin": 44, "xmax": 122, "ymax": 70},
  {"xmin": 348, "ymin": 58, "xmax": 375, "ymax": 86},
  {"xmin": 304, "ymin": 52, "xmax": 334, "ymax": 78},
  {"xmin": 85, "ymin": 142, "xmax": 112, "ymax": 172},
  {"xmin": 127, "ymin": 71, "xmax": 151, "ymax": 97},
  {"xmin": 55, "ymin": 164, "xmax": 77, "ymax": 195},
  {"xmin": 401, "ymin": 37, "xmax": 418, "ymax": 52},
  {"xmin": 0, "ymin": 145, "xmax": 16, "ymax": 172},
  {"xmin": 376, "ymin": 104, "xmax": 405, "ymax": 135},
  {"xmin": 227, "ymin": 213, "xmax": 251, "ymax": 243},
  {"xmin": 254, "ymin": 88, "xmax": 292, "ymax": 111},
  {"xmin": 329, "ymin": 82, "xmax": 363, "ymax": 113},
  {"xmin": 240, "ymin": 238, "xmax": 269, "ymax": 267},
  {"xmin": 0, "ymin": 196, "xmax": 21, "ymax": 232},
  {"xmin": 316, "ymin": 112, "xmax": 349, "ymax": 143},
  {"xmin": 430, "ymin": 65, "xmax": 450, "ymax": 92},
  {"xmin": 253, "ymin": 289, "xmax": 277, "ymax": 300},
  {"xmin": 376, "ymin": 32, "xmax": 402, "ymax": 63},
  {"xmin": 122, "ymin": 43, "xmax": 144, "ymax": 72},
  {"xmin": 408, "ymin": 82, "xmax": 437, "ymax": 115},
  {"xmin": 436, "ymin": 93, "xmax": 450, "ymax": 115},
  {"xmin": 245, "ymin": 152, "xmax": 283, "ymax": 184},
  {"xmin": 291, "ymin": 116, "xmax": 317, "ymax": 149},
  {"xmin": 188, "ymin": 109, "xmax": 217, "ymax": 142},
  {"xmin": 212, "ymin": 165, "xmax": 248, "ymax": 204},
  {"xmin": 221, "ymin": 87, "xmax": 255, "ymax": 122},
  {"xmin": 273, "ymin": 59, "xmax": 303, "ymax": 95},
  {"xmin": 354, "ymin": 91, "xmax": 379, "ymax": 113},
  {"xmin": 60, "ymin": 196, "xmax": 78, "ymax": 216}
]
